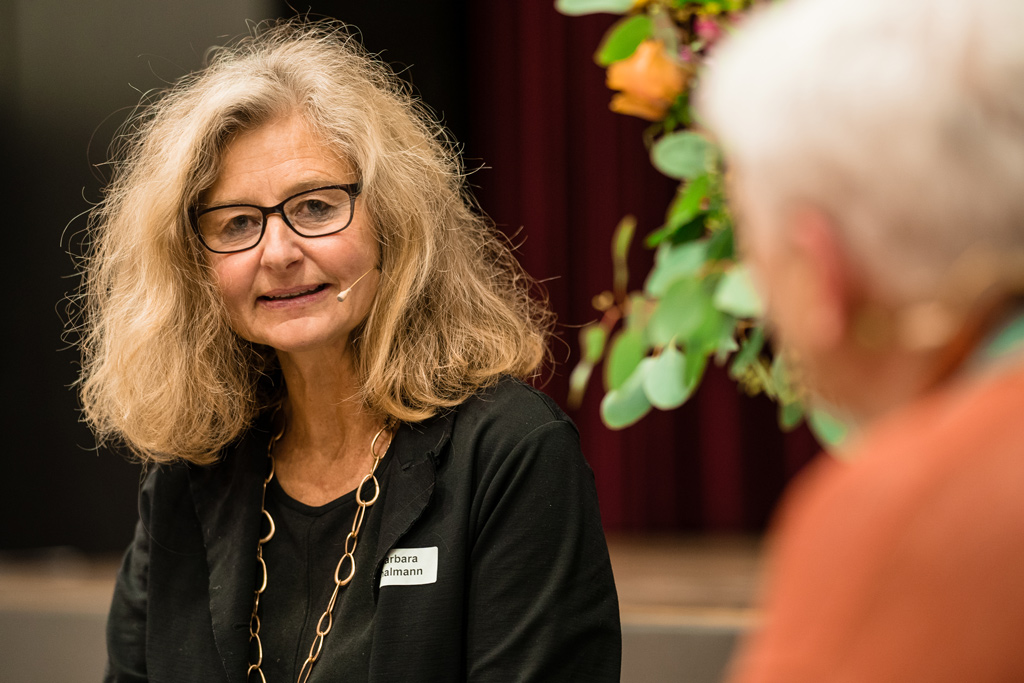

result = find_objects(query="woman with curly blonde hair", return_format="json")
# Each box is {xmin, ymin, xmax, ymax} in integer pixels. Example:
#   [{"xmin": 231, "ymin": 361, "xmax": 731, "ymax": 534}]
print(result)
[{"xmin": 83, "ymin": 18, "xmax": 620, "ymax": 683}]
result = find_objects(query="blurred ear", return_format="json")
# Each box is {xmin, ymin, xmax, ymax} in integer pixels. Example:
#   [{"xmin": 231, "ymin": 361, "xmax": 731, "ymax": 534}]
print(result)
[{"xmin": 783, "ymin": 206, "xmax": 854, "ymax": 351}]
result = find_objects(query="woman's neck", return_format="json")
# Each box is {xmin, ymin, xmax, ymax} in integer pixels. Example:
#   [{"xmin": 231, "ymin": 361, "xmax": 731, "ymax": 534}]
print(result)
[{"xmin": 272, "ymin": 346, "xmax": 386, "ymax": 504}]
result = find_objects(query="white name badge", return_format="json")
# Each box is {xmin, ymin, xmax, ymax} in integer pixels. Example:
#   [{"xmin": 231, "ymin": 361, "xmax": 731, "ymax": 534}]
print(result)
[{"xmin": 379, "ymin": 547, "xmax": 438, "ymax": 587}]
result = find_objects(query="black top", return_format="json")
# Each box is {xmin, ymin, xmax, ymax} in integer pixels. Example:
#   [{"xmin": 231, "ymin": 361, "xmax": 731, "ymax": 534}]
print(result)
[
  {"xmin": 259, "ymin": 452, "xmax": 394, "ymax": 682},
  {"xmin": 105, "ymin": 378, "xmax": 621, "ymax": 682}
]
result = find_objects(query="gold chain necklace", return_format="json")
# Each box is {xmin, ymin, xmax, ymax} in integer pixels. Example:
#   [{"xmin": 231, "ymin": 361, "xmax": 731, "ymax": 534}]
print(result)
[{"xmin": 248, "ymin": 418, "xmax": 391, "ymax": 683}]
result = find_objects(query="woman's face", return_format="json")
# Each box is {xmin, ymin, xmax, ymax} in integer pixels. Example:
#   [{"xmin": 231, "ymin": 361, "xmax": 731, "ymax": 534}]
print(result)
[{"xmin": 203, "ymin": 113, "xmax": 380, "ymax": 360}]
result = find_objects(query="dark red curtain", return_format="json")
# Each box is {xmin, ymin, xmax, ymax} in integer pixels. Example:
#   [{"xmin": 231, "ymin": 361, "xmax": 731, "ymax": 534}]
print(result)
[{"xmin": 466, "ymin": 1, "xmax": 819, "ymax": 532}]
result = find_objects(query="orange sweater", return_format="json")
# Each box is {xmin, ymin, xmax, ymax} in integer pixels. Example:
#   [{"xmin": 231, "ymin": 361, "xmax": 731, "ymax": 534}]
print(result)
[{"xmin": 728, "ymin": 361, "xmax": 1024, "ymax": 683}]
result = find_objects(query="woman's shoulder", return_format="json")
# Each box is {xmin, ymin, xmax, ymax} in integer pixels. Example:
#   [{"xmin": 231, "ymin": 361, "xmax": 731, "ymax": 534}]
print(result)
[
  {"xmin": 456, "ymin": 377, "xmax": 575, "ymax": 433},
  {"xmin": 441, "ymin": 378, "xmax": 580, "ymax": 467},
  {"xmin": 140, "ymin": 420, "xmax": 269, "ymax": 502}
]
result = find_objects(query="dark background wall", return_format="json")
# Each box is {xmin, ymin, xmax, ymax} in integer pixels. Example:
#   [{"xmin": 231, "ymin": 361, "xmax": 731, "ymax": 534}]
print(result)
[
  {"xmin": 1, "ymin": 0, "xmax": 816, "ymax": 554},
  {"xmin": 2, "ymin": 0, "xmax": 280, "ymax": 551}
]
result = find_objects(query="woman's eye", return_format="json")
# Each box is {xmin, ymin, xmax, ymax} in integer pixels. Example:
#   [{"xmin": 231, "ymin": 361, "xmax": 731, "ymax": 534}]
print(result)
[
  {"xmin": 223, "ymin": 213, "xmax": 260, "ymax": 234},
  {"xmin": 293, "ymin": 197, "xmax": 339, "ymax": 222},
  {"xmin": 308, "ymin": 199, "xmax": 330, "ymax": 214}
]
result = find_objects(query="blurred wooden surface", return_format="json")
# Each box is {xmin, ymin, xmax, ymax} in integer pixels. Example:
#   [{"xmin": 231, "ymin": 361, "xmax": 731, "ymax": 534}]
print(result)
[
  {"xmin": 0, "ymin": 549, "xmax": 118, "ymax": 615},
  {"xmin": 610, "ymin": 534, "xmax": 762, "ymax": 625},
  {"xmin": 609, "ymin": 535, "xmax": 762, "ymax": 683}
]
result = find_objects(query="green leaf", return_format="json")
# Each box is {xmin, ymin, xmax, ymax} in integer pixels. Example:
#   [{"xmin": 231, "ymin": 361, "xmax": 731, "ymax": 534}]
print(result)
[
  {"xmin": 705, "ymin": 224, "xmax": 735, "ymax": 260},
  {"xmin": 714, "ymin": 264, "xmax": 764, "ymax": 318},
  {"xmin": 605, "ymin": 328, "xmax": 647, "ymax": 391},
  {"xmin": 556, "ymin": 0, "xmax": 634, "ymax": 16},
  {"xmin": 712, "ymin": 315, "xmax": 740, "ymax": 362},
  {"xmin": 601, "ymin": 357, "xmax": 655, "ymax": 428},
  {"xmin": 647, "ymin": 277, "xmax": 712, "ymax": 348},
  {"xmin": 808, "ymin": 408, "xmax": 849, "ymax": 450},
  {"xmin": 595, "ymin": 15, "xmax": 654, "ymax": 66},
  {"xmin": 645, "ymin": 215, "xmax": 704, "ymax": 248},
  {"xmin": 612, "ymin": 215, "xmax": 636, "ymax": 296},
  {"xmin": 662, "ymin": 90, "xmax": 692, "ymax": 131},
  {"xmin": 651, "ymin": 131, "xmax": 712, "ymax": 180},
  {"xmin": 729, "ymin": 326, "xmax": 765, "ymax": 378},
  {"xmin": 645, "ymin": 175, "xmax": 711, "ymax": 247},
  {"xmin": 643, "ymin": 343, "xmax": 693, "ymax": 409},
  {"xmin": 612, "ymin": 215, "xmax": 636, "ymax": 263},
  {"xmin": 687, "ymin": 303, "xmax": 729, "ymax": 357},
  {"xmin": 668, "ymin": 175, "xmax": 710, "ymax": 229},
  {"xmin": 580, "ymin": 324, "xmax": 608, "ymax": 363},
  {"xmin": 645, "ymin": 240, "xmax": 708, "ymax": 297},
  {"xmin": 778, "ymin": 401, "xmax": 805, "ymax": 431},
  {"xmin": 683, "ymin": 348, "xmax": 709, "ymax": 390},
  {"xmin": 567, "ymin": 361, "xmax": 594, "ymax": 409}
]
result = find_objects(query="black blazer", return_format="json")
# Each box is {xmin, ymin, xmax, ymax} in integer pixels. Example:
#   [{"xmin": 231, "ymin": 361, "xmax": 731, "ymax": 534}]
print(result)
[{"xmin": 105, "ymin": 379, "xmax": 621, "ymax": 682}]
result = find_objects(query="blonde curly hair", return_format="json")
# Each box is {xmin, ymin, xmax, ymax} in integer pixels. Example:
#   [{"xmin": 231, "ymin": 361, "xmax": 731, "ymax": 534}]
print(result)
[{"xmin": 75, "ymin": 18, "xmax": 552, "ymax": 465}]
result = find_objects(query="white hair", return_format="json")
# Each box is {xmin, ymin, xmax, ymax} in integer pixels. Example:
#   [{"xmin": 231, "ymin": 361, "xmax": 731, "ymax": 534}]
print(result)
[{"xmin": 698, "ymin": 0, "xmax": 1024, "ymax": 302}]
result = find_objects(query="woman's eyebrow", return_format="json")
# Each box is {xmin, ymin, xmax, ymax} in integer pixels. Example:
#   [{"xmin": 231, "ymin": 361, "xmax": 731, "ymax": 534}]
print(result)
[{"xmin": 198, "ymin": 179, "xmax": 340, "ymax": 209}]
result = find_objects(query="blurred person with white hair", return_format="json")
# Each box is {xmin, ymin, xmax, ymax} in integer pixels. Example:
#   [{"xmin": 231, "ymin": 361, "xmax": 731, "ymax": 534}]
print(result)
[{"xmin": 698, "ymin": 0, "xmax": 1024, "ymax": 679}]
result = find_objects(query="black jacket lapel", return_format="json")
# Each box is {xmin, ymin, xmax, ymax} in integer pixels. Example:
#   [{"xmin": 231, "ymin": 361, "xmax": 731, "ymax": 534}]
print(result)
[
  {"xmin": 188, "ymin": 427, "xmax": 268, "ymax": 683},
  {"xmin": 371, "ymin": 412, "xmax": 452, "ymax": 596}
]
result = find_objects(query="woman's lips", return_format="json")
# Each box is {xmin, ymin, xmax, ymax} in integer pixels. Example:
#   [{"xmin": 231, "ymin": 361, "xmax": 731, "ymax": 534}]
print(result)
[{"xmin": 258, "ymin": 283, "xmax": 330, "ymax": 307}]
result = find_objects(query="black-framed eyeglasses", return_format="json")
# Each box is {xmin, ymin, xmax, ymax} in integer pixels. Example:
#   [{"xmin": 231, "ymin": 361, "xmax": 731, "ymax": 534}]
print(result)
[{"xmin": 190, "ymin": 182, "xmax": 362, "ymax": 254}]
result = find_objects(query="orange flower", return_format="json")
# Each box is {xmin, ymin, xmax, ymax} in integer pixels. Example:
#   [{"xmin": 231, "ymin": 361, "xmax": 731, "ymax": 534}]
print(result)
[
  {"xmin": 606, "ymin": 40, "xmax": 688, "ymax": 121},
  {"xmin": 609, "ymin": 92, "xmax": 672, "ymax": 120}
]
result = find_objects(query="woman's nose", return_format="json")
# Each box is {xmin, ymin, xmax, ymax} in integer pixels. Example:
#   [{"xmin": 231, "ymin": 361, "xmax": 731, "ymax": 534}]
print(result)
[{"xmin": 259, "ymin": 214, "xmax": 303, "ymax": 268}]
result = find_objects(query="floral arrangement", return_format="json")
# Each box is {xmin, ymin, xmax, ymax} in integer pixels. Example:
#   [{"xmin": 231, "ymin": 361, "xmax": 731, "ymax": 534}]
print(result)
[{"xmin": 556, "ymin": 0, "xmax": 844, "ymax": 444}]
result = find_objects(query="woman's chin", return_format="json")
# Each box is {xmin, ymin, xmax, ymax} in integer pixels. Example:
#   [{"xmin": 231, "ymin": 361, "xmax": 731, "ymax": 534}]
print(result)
[
  {"xmin": 236, "ymin": 316, "xmax": 352, "ymax": 355},
  {"xmin": 264, "ymin": 332, "xmax": 353, "ymax": 360}
]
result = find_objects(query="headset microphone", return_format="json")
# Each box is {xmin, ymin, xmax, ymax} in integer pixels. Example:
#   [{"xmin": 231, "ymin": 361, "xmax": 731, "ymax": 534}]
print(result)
[{"xmin": 337, "ymin": 268, "xmax": 375, "ymax": 302}]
